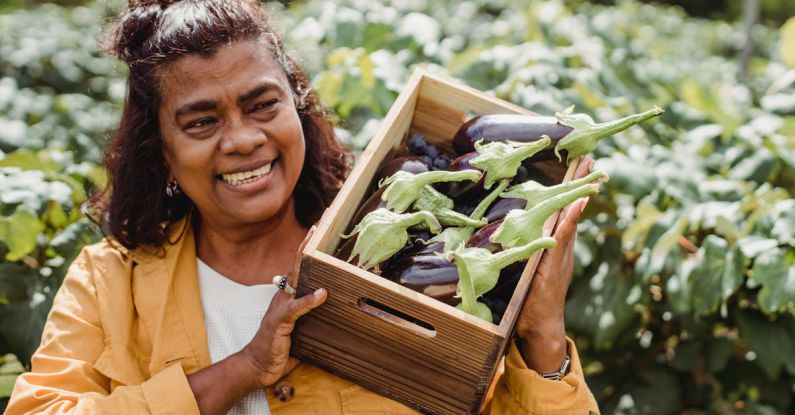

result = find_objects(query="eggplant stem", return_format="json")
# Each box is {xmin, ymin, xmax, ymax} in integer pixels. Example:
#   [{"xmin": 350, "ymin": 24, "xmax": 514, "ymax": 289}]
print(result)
[
  {"xmin": 491, "ymin": 237, "xmax": 557, "ymax": 270},
  {"xmin": 471, "ymin": 179, "xmax": 511, "ymax": 220},
  {"xmin": 554, "ymin": 106, "xmax": 664, "ymax": 162}
]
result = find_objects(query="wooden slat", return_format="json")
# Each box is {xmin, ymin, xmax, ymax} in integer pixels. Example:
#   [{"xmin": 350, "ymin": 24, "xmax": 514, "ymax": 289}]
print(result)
[
  {"xmin": 297, "ymin": 253, "xmax": 498, "ymax": 370},
  {"xmin": 418, "ymin": 74, "xmax": 535, "ymax": 117}
]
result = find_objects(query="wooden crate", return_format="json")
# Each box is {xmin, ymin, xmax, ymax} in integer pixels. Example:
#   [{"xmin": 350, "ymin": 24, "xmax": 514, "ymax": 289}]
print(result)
[{"xmin": 293, "ymin": 69, "xmax": 578, "ymax": 415}]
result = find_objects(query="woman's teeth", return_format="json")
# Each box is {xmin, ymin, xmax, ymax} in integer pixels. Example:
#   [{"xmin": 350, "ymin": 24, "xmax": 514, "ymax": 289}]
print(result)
[{"xmin": 221, "ymin": 163, "xmax": 272, "ymax": 185}]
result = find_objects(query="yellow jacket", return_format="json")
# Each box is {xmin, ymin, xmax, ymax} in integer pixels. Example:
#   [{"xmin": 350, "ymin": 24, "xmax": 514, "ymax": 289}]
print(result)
[{"xmin": 7, "ymin": 222, "xmax": 599, "ymax": 414}]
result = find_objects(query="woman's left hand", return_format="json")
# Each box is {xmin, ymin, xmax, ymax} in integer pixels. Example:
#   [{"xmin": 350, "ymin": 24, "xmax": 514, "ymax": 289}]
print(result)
[{"xmin": 513, "ymin": 157, "xmax": 594, "ymax": 373}]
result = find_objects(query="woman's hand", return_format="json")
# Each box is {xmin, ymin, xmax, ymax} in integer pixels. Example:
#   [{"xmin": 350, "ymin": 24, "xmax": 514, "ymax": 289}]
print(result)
[
  {"xmin": 239, "ymin": 226, "xmax": 327, "ymax": 387},
  {"xmin": 514, "ymin": 158, "xmax": 594, "ymax": 373}
]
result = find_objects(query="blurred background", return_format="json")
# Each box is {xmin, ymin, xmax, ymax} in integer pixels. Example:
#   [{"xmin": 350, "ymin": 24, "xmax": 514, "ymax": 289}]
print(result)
[{"xmin": 1, "ymin": 0, "xmax": 794, "ymax": 413}]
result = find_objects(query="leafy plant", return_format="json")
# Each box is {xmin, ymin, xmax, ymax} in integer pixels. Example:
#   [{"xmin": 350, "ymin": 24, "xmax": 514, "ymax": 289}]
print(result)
[{"xmin": 1, "ymin": 0, "xmax": 794, "ymax": 413}]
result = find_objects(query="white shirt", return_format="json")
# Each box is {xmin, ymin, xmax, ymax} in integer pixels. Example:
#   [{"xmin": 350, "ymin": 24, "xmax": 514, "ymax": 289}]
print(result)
[{"xmin": 197, "ymin": 258, "xmax": 279, "ymax": 415}]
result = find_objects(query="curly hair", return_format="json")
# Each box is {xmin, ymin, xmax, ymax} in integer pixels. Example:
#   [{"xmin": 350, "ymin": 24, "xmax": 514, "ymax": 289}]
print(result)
[{"xmin": 92, "ymin": 0, "xmax": 351, "ymax": 249}]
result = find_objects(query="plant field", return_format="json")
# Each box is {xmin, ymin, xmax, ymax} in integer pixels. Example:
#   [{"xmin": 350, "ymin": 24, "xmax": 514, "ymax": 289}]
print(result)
[{"xmin": 1, "ymin": 0, "xmax": 794, "ymax": 413}]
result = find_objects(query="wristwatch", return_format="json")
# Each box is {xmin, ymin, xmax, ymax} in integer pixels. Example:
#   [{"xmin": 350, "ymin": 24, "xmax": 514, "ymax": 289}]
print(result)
[
  {"xmin": 515, "ymin": 337, "xmax": 571, "ymax": 381},
  {"xmin": 538, "ymin": 355, "xmax": 571, "ymax": 381}
]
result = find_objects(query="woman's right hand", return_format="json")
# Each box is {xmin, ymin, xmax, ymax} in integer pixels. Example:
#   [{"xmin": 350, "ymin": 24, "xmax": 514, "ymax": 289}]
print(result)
[{"xmin": 239, "ymin": 226, "xmax": 327, "ymax": 387}]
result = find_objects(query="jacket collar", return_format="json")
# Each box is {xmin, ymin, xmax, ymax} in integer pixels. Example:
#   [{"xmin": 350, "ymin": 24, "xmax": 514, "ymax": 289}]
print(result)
[{"xmin": 128, "ymin": 218, "xmax": 212, "ymax": 374}]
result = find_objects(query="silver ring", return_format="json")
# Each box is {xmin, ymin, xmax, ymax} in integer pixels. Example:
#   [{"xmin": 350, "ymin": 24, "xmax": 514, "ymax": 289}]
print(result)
[{"xmin": 272, "ymin": 275, "xmax": 296, "ymax": 295}]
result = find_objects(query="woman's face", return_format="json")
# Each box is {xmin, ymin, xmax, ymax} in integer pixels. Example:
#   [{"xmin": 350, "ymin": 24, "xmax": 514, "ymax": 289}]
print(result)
[{"xmin": 158, "ymin": 40, "xmax": 305, "ymax": 229}]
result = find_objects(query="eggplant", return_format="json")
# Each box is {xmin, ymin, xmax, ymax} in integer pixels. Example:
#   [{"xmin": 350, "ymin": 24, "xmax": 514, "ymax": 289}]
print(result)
[
  {"xmin": 381, "ymin": 254, "xmax": 460, "ymax": 304},
  {"xmin": 484, "ymin": 198, "xmax": 526, "ymax": 223},
  {"xmin": 443, "ymin": 151, "xmax": 485, "ymax": 201},
  {"xmin": 466, "ymin": 220, "xmax": 503, "ymax": 253},
  {"xmin": 393, "ymin": 236, "xmax": 446, "ymax": 259},
  {"xmin": 443, "ymin": 237, "xmax": 557, "ymax": 322},
  {"xmin": 452, "ymin": 107, "xmax": 664, "ymax": 164},
  {"xmin": 374, "ymin": 156, "xmax": 431, "ymax": 184},
  {"xmin": 452, "ymin": 114, "xmax": 572, "ymax": 156}
]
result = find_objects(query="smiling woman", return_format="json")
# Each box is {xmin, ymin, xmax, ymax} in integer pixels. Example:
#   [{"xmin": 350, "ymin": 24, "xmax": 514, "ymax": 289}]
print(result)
[
  {"xmin": 98, "ymin": 0, "xmax": 348, "ymax": 251},
  {"xmin": 5, "ymin": 0, "xmax": 599, "ymax": 414},
  {"xmin": 158, "ymin": 42, "xmax": 307, "ymax": 235}
]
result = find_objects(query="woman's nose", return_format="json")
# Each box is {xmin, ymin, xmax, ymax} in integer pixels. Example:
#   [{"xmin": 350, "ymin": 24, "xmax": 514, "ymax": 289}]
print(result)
[{"xmin": 219, "ymin": 117, "xmax": 266, "ymax": 155}]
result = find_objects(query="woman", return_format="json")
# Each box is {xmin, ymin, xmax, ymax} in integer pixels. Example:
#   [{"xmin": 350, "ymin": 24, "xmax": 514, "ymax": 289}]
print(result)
[{"xmin": 7, "ymin": 0, "xmax": 600, "ymax": 413}]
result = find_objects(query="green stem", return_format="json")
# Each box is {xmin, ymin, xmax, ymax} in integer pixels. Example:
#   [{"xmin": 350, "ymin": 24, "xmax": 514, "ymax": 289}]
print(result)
[
  {"xmin": 491, "ymin": 237, "xmax": 557, "ymax": 271},
  {"xmin": 527, "ymin": 182, "xmax": 600, "ymax": 227},
  {"xmin": 471, "ymin": 179, "xmax": 511, "ymax": 220},
  {"xmin": 492, "ymin": 182, "xmax": 600, "ymax": 246},
  {"xmin": 457, "ymin": 263, "xmax": 479, "ymax": 315},
  {"xmin": 417, "ymin": 169, "xmax": 482, "ymax": 186},
  {"xmin": 555, "ymin": 106, "xmax": 663, "ymax": 162},
  {"xmin": 402, "ymin": 210, "xmax": 442, "ymax": 234},
  {"xmin": 502, "ymin": 170, "xmax": 607, "ymax": 209},
  {"xmin": 434, "ymin": 209, "xmax": 488, "ymax": 228}
]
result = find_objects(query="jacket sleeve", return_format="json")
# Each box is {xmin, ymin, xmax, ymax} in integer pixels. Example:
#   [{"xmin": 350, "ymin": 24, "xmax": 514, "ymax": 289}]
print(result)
[
  {"xmin": 484, "ymin": 338, "xmax": 600, "ymax": 415},
  {"xmin": 5, "ymin": 248, "xmax": 201, "ymax": 415}
]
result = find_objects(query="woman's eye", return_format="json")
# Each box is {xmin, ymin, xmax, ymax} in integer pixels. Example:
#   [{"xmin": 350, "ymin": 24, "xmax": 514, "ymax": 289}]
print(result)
[
  {"xmin": 252, "ymin": 99, "xmax": 279, "ymax": 112},
  {"xmin": 186, "ymin": 118, "xmax": 215, "ymax": 130}
]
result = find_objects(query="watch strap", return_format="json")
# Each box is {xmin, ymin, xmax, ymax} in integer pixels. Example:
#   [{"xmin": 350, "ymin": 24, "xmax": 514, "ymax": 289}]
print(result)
[{"xmin": 539, "ymin": 354, "xmax": 570, "ymax": 381}]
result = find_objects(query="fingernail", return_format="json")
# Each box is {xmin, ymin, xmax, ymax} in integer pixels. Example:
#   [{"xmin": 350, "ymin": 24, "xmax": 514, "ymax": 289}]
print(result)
[
  {"xmin": 314, "ymin": 288, "xmax": 324, "ymax": 297},
  {"xmin": 580, "ymin": 198, "xmax": 589, "ymax": 212}
]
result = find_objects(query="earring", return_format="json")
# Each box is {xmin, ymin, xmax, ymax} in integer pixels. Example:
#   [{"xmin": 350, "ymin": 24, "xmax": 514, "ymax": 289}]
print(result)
[{"xmin": 165, "ymin": 180, "xmax": 180, "ymax": 197}]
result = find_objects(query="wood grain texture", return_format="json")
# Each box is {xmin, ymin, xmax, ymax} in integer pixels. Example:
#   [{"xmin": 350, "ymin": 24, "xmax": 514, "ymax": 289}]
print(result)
[{"xmin": 294, "ymin": 68, "xmax": 578, "ymax": 415}]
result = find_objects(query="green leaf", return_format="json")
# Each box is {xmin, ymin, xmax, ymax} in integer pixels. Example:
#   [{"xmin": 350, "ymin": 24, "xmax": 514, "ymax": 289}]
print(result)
[
  {"xmin": 750, "ymin": 248, "xmax": 795, "ymax": 314},
  {"xmin": 667, "ymin": 256, "xmax": 698, "ymax": 315},
  {"xmin": 705, "ymin": 337, "xmax": 736, "ymax": 373},
  {"xmin": 780, "ymin": 17, "xmax": 795, "ymax": 68},
  {"xmin": 643, "ymin": 211, "xmax": 689, "ymax": 282},
  {"xmin": 621, "ymin": 200, "xmax": 663, "ymax": 251},
  {"xmin": 49, "ymin": 219, "xmax": 98, "ymax": 265},
  {"xmin": 0, "ymin": 292, "xmax": 54, "ymax": 365},
  {"xmin": 727, "ymin": 147, "xmax": 777, "ymax": 184},
  {"xmin": 0, "ymin": 373, "xmax": 20, "ymax": 398},
  {"xmin": 671, "ymin": 341, "xmax": 702, "ymax": 371},
  {"xmin": 613, "ymin": 367, "xmax": 681, "ymax": 415},
  {"xmin": 0, "ymin": 149, "xmax": 60, "ymax": 173},
  {"xmin": 690, "ymin": 235, "xmax": 744, "ymax": 315},
  {"xmin": 0, "ymin": 206, "xmax": 45, "ymax": 261},
  {"xmin": 736, "ymin": 311, "xmax": 795, "ymax": 379},
  {"xmin": 737, "ymin": 236, "xmax": 780, "ymax": 261},
  {"xmin": 769, "ymin": 200, "xmax": 795, "ymax": 246},
  {"xmin": 45, "ymin": 201, "xmax": 68, "ymax": 228},
  {"xmin": 566, "ymin": 260, "xmax": 638, "ymax": 348},
  {"xmin": 0, "ymin": 263, "xmax": 38, "ymax": 305}
]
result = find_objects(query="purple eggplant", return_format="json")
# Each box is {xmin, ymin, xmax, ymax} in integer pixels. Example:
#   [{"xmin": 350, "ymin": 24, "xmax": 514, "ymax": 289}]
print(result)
[
  {"xmin": 453, "ymin": 107, "xmax": 664, "ymax": 164},
  {"xmin": 452, "ymin": 114, "xmax": 572, "ymax": 156},
  {"xmin": 375, "ymin": 156, "xmax": 431, "ymax": 183},
  {"xmin": 485, "ymin": 198, "xmax": 526, "ymax": 223},
  {"xmin": 381, "ymin": 254, "xmax": 460, "ymax": 304},
  {"xmin": 349, "ymin": 186, "xmax": 388, "ymax": 229},
  {"xmin": 465, "ymin": 220, "xmax": 503, "ymax": 253},
  {"xmin": 443, "ymin": 152, "xmax": 486, "ymax": 201}
]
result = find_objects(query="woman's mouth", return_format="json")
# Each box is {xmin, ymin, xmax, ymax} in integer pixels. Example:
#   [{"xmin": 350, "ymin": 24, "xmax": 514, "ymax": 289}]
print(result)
[{"xmin": 219, "ymin": 161, "xmax": 274, "ymax": 186}]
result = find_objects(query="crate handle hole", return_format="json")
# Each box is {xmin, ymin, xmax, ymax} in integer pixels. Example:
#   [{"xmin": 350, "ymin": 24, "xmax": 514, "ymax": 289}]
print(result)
[{"xmin": 356, "ymin": 297, "xmax": 437, "ymax": 338}]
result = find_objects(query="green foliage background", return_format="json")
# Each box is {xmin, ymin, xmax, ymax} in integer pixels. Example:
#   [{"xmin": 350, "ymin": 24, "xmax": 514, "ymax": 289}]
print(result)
[{"xmin": 1, "ymin": 0, "xmax": 794, "ymax": 413}]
